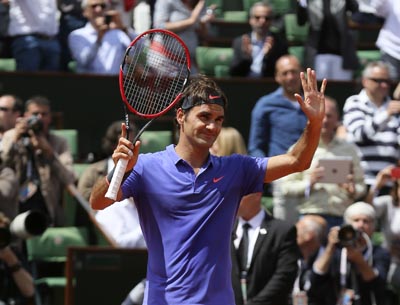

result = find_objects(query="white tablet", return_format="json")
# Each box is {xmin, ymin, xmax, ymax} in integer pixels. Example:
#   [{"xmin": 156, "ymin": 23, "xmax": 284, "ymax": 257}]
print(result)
[{"xmin": 318, "ymin": 157, "xmax": 353, "ymax": 184}]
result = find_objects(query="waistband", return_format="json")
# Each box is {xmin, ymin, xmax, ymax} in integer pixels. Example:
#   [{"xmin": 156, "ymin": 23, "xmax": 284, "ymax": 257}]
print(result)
[{"xmin": 11, "ymin": 33, "xmax": 56, "ymax": 40}]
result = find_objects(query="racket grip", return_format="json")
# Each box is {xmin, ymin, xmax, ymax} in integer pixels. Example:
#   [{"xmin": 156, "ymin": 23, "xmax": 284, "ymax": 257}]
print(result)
[{"xmin": 105, "ymin": 158, "xmax": 129, "ymax": 200}]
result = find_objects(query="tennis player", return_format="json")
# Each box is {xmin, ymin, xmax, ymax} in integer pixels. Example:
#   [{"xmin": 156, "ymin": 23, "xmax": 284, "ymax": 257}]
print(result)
[{"xmin": 90, "ymin": 68, "xmax": 327, "ymax": 305}]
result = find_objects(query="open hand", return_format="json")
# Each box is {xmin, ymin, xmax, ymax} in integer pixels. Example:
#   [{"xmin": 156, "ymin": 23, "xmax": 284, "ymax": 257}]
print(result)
[{"xmin": 295, "ymin": 68, "xmax": 327, "ymax": 125}]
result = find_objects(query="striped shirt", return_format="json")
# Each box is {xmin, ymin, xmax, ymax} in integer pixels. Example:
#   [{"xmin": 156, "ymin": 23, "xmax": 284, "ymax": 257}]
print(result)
[{"xmin": 343, "ymin": 89, "xmax": 400, "ymax": 186}]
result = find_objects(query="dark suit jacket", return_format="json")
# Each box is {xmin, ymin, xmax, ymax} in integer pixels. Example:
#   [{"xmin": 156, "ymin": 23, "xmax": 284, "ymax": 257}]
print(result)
[
  {"xmin": 231, "ymin": 212, "xmax": 301, "ymax": 305},
  {"xmin": 229, "ymin": 31, "xmax": 288, "ymax": 78}
]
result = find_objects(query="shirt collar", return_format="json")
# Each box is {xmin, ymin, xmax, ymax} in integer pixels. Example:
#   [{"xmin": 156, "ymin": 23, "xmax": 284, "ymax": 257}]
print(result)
[{"xmin": 238, "ymin": 209, "xmax": 265, "ymax": 229}]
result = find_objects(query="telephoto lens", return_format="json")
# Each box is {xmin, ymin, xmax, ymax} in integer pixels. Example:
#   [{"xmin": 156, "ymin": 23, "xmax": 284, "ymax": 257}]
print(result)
[{"xmin": 338, "ymin": 224, "xmax": 359, "ymax": 247}]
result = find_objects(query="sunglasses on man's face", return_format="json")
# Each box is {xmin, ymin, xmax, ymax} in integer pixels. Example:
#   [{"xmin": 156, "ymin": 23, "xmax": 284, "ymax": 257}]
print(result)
[
  {"xmin": 0, "ymin": 106, "xmax": 12, "ymax": 112},
  {"xmin": 368, "ymin": 78, "xmax": 391, "ymax": 85},
  {"xmin": 252, "ymin": 15, "xmax": 272, "ymax": 21},
  {"xmin": 90, "ymin": 3, "xmax": 107, "ymax": 9}
]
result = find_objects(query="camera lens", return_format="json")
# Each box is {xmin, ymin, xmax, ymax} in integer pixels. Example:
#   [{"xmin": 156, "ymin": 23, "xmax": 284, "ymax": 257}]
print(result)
[{"xmin": 338, "ymin": 224, "xmax": 358, "ymax": 247}]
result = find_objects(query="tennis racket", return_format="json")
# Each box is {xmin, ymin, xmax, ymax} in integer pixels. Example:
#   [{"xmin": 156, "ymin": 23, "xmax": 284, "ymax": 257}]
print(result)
[{"xmin": 105, "ymin": 29, "xmax": 191, "ymax": 200}]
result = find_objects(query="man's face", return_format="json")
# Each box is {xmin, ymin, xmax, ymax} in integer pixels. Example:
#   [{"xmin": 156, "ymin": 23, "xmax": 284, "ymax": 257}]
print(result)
[
  {"xmin": 362, "ymin": 66, "xmax": 391, "ymax": 100},
  {"xmin": 275, "ymin": 57, "xmax": 301, "ymax": 96},
  {"xmin": 249, "ymin": 6, "xmax": 273, "ymax": 36},
  {"xmin": 177, "ymin": 103, "xmax": 224, "ymax": 149},
  {"xmin": 321, "ymin": 99, "xmax": 339, "ymax": 139},
  {"xmin": 83, "ymin": 0, "xmax": 108, "ymax": 20},
  {"xmin": 24, "ymin": 103, "xmax": 52, "ymax": 133},
  {"xmin": 348, "ymin": 214, "xmax": 375, "ymax": 237},
  {"xmin": 0, "ymin": 96, "xmax": 20, "ymax": 132}
]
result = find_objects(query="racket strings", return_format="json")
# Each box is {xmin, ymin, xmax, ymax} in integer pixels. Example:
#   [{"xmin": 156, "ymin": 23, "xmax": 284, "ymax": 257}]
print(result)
[{"xmin": 122, "ymin": 32, "xmax": 189, "ymax": 116}]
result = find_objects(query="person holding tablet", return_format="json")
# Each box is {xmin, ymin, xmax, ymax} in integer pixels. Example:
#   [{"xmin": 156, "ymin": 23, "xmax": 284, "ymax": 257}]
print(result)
[{"xmin": 273, "ymin": 96, "xmax": 366, "ymax": 229}]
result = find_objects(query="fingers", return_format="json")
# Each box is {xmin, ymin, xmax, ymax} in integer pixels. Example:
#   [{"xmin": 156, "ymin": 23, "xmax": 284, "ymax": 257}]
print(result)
[
  {"xmin": 320, "ymin": 78, "xmax": 327, "ymax": 94},
  {"xmin": 307, "ymin": 68, "xmax": 316, "ymax": 91},
  {"xmin": 121, "ymin": 122, "xmax": 127, "ymax": 139}
]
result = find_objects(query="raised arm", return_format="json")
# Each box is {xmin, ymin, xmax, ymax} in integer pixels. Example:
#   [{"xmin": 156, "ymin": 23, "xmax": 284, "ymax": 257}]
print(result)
[
  {"xmin": 90, "ymin": 124, "xmax": 140, "ymax": 210},
  {"xmin": 265, "ymin": 68, "xmax": 327, "ymax": 183}
]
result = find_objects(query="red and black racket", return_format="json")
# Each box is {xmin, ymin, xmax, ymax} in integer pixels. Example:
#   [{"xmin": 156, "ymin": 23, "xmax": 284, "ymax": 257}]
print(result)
[{"xmin": 105, "ymin": 29, "xmax": 191, "ymax": 200}]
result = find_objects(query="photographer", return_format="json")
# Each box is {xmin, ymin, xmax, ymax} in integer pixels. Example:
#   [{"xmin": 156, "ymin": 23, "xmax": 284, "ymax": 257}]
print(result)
[
  {"xmin": 1, "ymin": 95, "xmax": 75, "ymax": 226},
  {"xmin": 313, "ymin": 202, "xmax": 390, "ymax": 305},
  {"xmin": 0, "ymin": 212, "xmax": 34, "ymax": 305}
]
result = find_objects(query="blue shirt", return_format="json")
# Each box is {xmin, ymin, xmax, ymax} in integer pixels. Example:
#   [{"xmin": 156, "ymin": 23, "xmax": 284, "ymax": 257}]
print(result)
[
  {"xmin": 121, "ymin": 145, "xmax": 268, "ymax": 305},
  {"xmin": 248, "ymin": 87, "xmax": 307, "ymax": 157},
  {"xmin": 68, "ymin": 23, "xmax": 135, "ymax": 75}
]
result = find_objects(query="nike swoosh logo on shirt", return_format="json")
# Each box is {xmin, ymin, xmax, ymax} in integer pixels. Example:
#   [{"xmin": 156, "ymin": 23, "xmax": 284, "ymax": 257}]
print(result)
[{"xmin": 213, "ymin": 176, "xmax": 224, "ymax": 183}]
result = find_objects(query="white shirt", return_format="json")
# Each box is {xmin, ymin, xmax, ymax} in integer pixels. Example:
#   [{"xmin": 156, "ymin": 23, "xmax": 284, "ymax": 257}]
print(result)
[
  {"xmin": 68, "ymin": 23, "xmax": 135, "ymax": 75},
  {"xmin": 372, "ymin": 0, "xmax": 400, "ymax": 60},
  {"xmin": 234, "ymin": 209, "xmax": 265, "ymax": 269},
  {"xmin": 8, "ymin": 0, "xmax": 59, "ymax": 37},
  {"xmin": 94, "ymin": 158, "xmax": 146, "ymax": 248}
]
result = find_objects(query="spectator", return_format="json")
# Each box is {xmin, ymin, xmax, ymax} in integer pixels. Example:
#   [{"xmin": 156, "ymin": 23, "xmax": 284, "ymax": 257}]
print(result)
[
  {"xmin": 365, "ymin": 165, "xmax": 400, "ymax": 294},
  {"xmin": 153, "ymin": 0, "xmax": 215, "ymax": 75},
  {"xmin": 312, "ymin": 201, "xmax": 390, "ymax": 305},
  {"xmin": 212, "ymin": 127, "xmax": 298, "ymax": 305},
  {"xmin": 273, "ymin": 96, "xmax": 366, "ymax": 228},
  {"xmin": 68, "ymin": 0, "xmax": 136, "ymax": 75},
  {"xmin": 109, "ymin": 0, "xmax": 136, "ymax": 29},
  {"xmin": 229, "ymin": 2, "xmax": 288, "ymax": 78},
  {"xmin": 0, "ymin": 94, "xmax": 23, "ymax": 142},
  {"xmin": 295, "ymin": 215, "xmax": 331, "ymax": 305},
  {"xmin": 78, "ymin": 120, "xmax": 146, "ymax": 248},
  {"xmin": 7, "ymin": 0, "xmax": 61, "ymax": 71},
  {"xmin": 90, "ymin": 70, "xmax": 327, "ymax": 305},
  {"xmin": 133, "ymin": 0, "xmax": 152, "ymax": 34},
  {"xmin": 0, "ymin": 160, "xmax": 18, "ymax": 222},
  {"xmin": 343, "ymin": 61, "xmax": 400, "ymax": 194},
  {"xmin": 248, "ymin": 55, "xmax": 306, "ymax": 158},
  {"xmin": 369, "ymin": 0, "xmax": 400, "ymax": 81},
  {"xmin": 57, "ymin": 0, "xmax": 87, "ymax": 72},
  {"xmin": 394, "ymin": 81, "xmax": 400, "ymax": 100},
  {"xmin": 297, "ymin": 0, "xmax": 360, "ymax": 81},
  {"xmin": 0, "ymin": 212, "xmax": 35, "ymax": 305},
  {"xmin": 1, "ymin": 96, "xmax": 76, "ymax": 226},
  {"xmin": 209, "ymin": 126, "xmax": 247, "ymax": 156},
  {"xmin": 350, "ymin": 0, "xmax": 384, "ymax": 25},
  {"xmin": 232, "ymin": 192, "xmax": 300, "ymax": 305}
]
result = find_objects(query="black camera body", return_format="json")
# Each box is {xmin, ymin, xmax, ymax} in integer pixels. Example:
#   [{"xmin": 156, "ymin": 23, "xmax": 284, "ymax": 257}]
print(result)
[
  {"xmin": 26, "ymin": 115, "xmax": 44, "ymax": 134},
  {"xmin": 338, "ymin": 224, "xmax": 360, "ymax": 247}
]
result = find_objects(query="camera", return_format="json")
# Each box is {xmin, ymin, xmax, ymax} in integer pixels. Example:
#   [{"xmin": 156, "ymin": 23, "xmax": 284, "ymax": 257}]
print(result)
[
  {"xmin": 338, "ymin": 224, "xmax": 360, "ymax": 247},
  {"xmin": 26, "ymin": 115, "xmax": 43, "ymax": 134},
  {"xmin": 0, "ymin": 211, "xmax": 48, "ymax": 249},
  {"xmin": 105, "ymin": 14, "xmax": 112, "ymax": 25}
]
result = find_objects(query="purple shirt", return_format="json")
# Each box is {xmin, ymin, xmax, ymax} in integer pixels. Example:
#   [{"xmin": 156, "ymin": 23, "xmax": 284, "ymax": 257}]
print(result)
[{"xmin": 121, "ymin": 145, "xmax": 268, "ymax": 305}]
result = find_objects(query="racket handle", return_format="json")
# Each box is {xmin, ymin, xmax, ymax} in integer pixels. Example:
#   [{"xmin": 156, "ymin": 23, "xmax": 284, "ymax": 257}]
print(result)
[{"xmin": 105, "ymin": 158, "xmax": 128, "ymax": 200}]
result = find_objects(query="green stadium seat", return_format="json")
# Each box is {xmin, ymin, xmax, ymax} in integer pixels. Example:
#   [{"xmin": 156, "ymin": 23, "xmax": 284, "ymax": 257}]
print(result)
[
  {"xmin": 26, "ymin": 227, "xmax": 88, "ymax": 305},
  {"xmin": 196, "ymin": 46, "xmax": 233, "ymax": 77},
  {"xmin": 242, "ymin": 0, "xmax": 258, "ymax": 14},
  {"xmin": 223, "ymin": 10, "xmax": 248, "ymax": 22},
  {"xmin": 50, "ymin": 129, "xmax": 78, "ymax": 161},
  {"xmin": 288, "ymin": 46, "xmax": 305, "ymax": 66},
  {"xmin": 355, "ymin": 50, "xmax": 381, "ymax": 78},
  {"xmin": 206, "ymin": 0, "xmax": 224, "ymax": 17},
  {"xmin": 284, "ymin": 13, "xmax": 309, "ymax": 45},
  {"xmin": 140, "ymin": 130, "xmax": 173, "ymax": 153},
  {"xmin": 0, "ymin": 58, "xmax": 16, "ymax": 71},
  {"xmin": 270, "ymin": 0, "xmax": 294, "ymax": 16}
]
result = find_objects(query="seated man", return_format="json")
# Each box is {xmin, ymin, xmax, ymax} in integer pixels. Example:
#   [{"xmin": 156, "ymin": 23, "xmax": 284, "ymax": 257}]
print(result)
[{"xmin": 229, "ymin": 2, "xmax": 288, "ymax": 78}]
